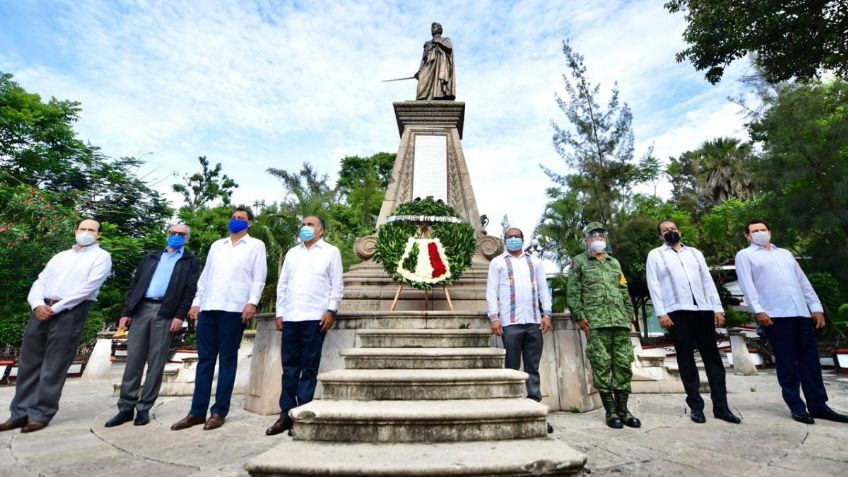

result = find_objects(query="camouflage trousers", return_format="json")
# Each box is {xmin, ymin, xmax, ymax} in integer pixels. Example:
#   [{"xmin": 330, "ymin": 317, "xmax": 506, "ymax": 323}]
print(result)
[{"xmin": 586, "ymin": 326, "xmax": 633, "ymax": 393}]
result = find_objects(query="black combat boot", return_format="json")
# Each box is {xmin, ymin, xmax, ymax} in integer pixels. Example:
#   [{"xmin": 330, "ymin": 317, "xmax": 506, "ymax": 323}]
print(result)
[
  {"xmin": 600, "ymin": 392, "xmax": 623, "ymax": 429},
  {"xmin": 614, "ymin": 391, "xmax": 642, "ymax": 428}
]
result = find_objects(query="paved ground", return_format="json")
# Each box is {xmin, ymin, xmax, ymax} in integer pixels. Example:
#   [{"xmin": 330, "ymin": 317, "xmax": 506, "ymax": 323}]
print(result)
[{"xmin": 0, "ymin": 367, "xmax": 846, "ymax": 477}]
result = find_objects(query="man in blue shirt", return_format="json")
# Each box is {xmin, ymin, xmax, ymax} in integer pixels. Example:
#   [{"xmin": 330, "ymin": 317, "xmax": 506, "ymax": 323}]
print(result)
[
  {"xmin": 735, "ymin": 219, "xmax": 848, "ymax": 424},
  {"xmin": 104, "ymin": 223, "xmax": 200, "ymax": 427}
]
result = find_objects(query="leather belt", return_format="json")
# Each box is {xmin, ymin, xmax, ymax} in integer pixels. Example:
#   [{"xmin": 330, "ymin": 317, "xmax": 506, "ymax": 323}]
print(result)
[{"xmin": 143, "ymin": 297, "xmax": 163, "ymax": 303}]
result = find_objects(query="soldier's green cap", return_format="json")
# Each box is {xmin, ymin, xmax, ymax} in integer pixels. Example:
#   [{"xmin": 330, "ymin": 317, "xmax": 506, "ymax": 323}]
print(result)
[{"xmin": 582, "ymin": 222, "xmax": 605, "ymax": 237}]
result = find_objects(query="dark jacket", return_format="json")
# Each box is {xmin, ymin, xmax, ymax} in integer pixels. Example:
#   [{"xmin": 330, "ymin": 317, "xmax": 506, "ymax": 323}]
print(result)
[{"xmin": 120, "ymin": 249, "xmax": 201, "ymax": 320}]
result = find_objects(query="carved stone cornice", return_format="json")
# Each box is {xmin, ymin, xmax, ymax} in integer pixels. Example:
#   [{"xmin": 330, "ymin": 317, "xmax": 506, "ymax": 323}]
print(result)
[{"xmin": 393, "ymin": 101, "xmax": 465, "ymax": 139}]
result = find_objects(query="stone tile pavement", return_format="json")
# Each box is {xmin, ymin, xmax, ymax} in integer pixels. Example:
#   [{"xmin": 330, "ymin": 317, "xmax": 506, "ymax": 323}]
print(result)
[{"xmin": 0, "ymin": 367, "xmax": 846, "ymax": 476}]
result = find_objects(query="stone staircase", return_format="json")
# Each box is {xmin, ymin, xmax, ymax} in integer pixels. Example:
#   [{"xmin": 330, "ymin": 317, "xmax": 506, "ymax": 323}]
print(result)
[{"xmin": 245, "ymin": 326, "xmax": 586, "ymax": 476}]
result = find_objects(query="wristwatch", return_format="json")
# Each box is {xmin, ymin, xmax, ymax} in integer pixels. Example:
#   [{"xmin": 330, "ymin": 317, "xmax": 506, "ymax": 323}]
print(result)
[{"xmin": 326, "ymin": 309, "xmax": 337, "ymax": 317}]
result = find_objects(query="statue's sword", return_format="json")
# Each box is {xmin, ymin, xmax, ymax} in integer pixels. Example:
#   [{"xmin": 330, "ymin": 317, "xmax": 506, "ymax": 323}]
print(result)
[{"xmin": 381, "ymin": 76, "xmax": 416, "ymax": 82}]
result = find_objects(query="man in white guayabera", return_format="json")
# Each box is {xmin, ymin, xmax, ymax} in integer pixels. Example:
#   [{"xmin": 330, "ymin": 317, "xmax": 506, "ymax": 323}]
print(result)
[{"xmin": 0, "ymin": 219, "xmax": 112, "ymax": 434}]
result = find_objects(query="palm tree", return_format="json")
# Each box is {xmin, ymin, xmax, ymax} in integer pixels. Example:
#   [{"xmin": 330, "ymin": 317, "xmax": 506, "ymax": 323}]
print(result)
[{"xmin": 692, "ymin": 138, "xmax": 755, "ymax": 205}]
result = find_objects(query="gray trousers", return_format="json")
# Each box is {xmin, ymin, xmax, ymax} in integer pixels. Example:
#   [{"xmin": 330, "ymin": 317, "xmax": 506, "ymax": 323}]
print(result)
[
  {"xmin": 117, "ymin": 302, "xmax": 175, "ymax": 412},
  {"xmin": 10, "ymin": 301, "xmax": 91, "ymax": 424},
  {"xmin": 502, "ymin": 323, "xmax": 544, "ymax": 402}
]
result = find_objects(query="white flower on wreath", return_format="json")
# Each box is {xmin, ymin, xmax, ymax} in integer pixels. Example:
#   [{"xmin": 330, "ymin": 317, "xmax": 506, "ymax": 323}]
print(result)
[{"xmin": 396, "ymin": 237, "xmax": 452, "ymax": 285}]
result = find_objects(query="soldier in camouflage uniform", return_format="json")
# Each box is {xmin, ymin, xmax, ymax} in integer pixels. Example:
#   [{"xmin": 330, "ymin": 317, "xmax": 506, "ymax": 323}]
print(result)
[{"xmin": 567, "ymin": 222, "xmax": 641, "ymax": 429}]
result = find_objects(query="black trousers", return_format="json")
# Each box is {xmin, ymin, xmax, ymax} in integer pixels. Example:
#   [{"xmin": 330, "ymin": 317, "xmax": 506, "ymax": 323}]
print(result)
[
  {"xmin": 10, "ymin": 302, "xmax": 91, "ymax": 424},
  {"xmin": 669, "ymin": 310, "xmax": 728, "ymax": 412},
  {"xmin": 502, "ymin": 323, "xmax": 543, "ymax": 402},
  {"xmin": 763, "ymin": 317, "xmax": 828, "ymax": 414},
  {"xmin": 279, "ymin": 320, "xmax": 325, "ymax": 416}
]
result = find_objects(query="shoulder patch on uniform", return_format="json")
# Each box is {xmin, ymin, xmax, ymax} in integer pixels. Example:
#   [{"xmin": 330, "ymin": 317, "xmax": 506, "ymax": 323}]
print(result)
[{"xmin": 619, "ymin": 273, "xmax": 627, "ymax": 285}]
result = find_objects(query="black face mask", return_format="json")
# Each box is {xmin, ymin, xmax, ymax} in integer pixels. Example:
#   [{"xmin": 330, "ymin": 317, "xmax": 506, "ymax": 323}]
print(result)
[{"xmin": 663, "ymin": 231, "xmax": 681, "ymax": 245}]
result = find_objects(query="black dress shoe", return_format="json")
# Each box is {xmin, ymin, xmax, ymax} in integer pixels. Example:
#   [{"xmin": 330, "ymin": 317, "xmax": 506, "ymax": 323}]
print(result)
[
  {"xmin": 105, "ymin": 410, "xmax": 134, "ymax": 428},
  {"xmin": 791, "ymin": 411, "xmax": 815, "ymax": 424},
  {"xmin": 134, "ymin": 410, "xmax": 150, "ymax": 426},
  {"xmin": 266, "ymin": 417, "xmax": 294, "ymax": 436},
  {"xmin": 809, "ymin": 407, "xmax": 848, "ymax": 423},
  {"xmin": 713, "ymin": 408, "xmax": 742, "ymax": 424},
  {"xmin": 690, "ymin": 409, "xmax": 706, "ymax": 423},
  {"xmin": 546, "ymin": 422, "xmax": 554, "ymax": 434}
]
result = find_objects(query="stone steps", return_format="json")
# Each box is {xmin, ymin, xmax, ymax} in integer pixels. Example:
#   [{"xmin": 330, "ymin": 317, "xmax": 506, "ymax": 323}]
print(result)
[
  {"xmin": 319, "ymin": 368, "xmax": 527, "ymax": 400},
  {"xmin": 357, "ymin": 329, "xmax": 491, "ymax": 348},
  {"xmin": 245, "ymin": 438, "xmax": 586, "ymax": 476},
  {"xmin": 341, "ymin": 347, "xmax": 505, "ymax": 369},
  {"xmin": 290, "ymin": 399, "xmax": 548, "ymax": 442}
]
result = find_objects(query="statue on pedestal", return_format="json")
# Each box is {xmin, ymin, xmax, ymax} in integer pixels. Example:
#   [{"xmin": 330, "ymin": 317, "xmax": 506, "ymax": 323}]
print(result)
[{"xmin": 414, "ymin": 22, "xmax": 456, "ymax": 100}]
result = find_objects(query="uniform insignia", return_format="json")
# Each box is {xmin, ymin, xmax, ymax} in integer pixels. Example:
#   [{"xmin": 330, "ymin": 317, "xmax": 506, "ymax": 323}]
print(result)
[{"xmin": 619, "ymin": 273, "xmax": 627, "ymax": 285}]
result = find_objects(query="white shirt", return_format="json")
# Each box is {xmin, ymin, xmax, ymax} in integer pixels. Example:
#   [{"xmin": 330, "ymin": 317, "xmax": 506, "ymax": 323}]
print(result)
[
  {"xmin": 735, "ymin": 243, "xmax": 823, "ymax": 318},
  {"xmin": 192, "ymin": 234, "xmax": 268, "ymax": 313},
  {"xmin": 486, "ymin": 252, "xmax": 552, "ymax": 326},
  {"xmin": 27, "ymin": 243, "xmax": 112, "ymax": 314},
  {"xmin": 646, "ymin": 244, "xmax": 723, "ymax": 317},
  {"xmin": 276, "ymin": 239, "xmax": 344, "ymax": 321}
]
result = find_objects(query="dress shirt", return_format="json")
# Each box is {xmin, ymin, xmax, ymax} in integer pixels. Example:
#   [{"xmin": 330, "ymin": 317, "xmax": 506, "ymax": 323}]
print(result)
[
  {"xmin": 192, "ymin": 234, "xmax": 267, "ymax": 313},
  {"xmin": 145, "ymin": 247, "xmax": 183, "ymax": 298},
  {"xmin": 486, "ymin": 252, "xmax": 552, "ymax": 325},
  {"xmin": 276, "ymin": 239, "xmax": 344, "ymax": 321},
  {"xmin": 646, "ymin": 244, "xmax": 723, "ymax": 317},
  {"xmin": 734, "ymin": 243, "xmax": 823, "ymax": 318},
  {"xmin": 27, "ymin": 243, "xmax": 113, "ymax": 314}
]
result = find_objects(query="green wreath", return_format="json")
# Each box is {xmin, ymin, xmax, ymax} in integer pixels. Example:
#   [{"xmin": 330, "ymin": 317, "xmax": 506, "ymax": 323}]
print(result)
[{"xmin": 374, "ymin": 198, "xmax": 476, "ymax": 290}]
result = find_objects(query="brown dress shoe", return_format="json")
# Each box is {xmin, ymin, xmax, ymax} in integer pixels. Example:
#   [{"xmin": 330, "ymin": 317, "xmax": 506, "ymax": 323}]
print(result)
[
  {"xmin": 170, "ymin": 414, "xmax": 206, "ymax": 431},
  {"xmin": 203, "ymin": 414, "xmax": 225, "ymax": 431},
  {"xmin": 21, "ymin": 421, "xmax": 47, "ymax": 433},
  {"xmin": 265, "ymin": 417, "xmax": 294, "ymax": 436},
  {"xmin": 0, "ymin": 419, "xmax": 27, "ymax": 432}
]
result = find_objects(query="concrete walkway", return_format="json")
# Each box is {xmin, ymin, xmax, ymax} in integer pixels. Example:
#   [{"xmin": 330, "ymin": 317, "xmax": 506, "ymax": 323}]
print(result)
[{"xmin": 1, "ymin": 368, "xmax": 846, "ymax": 477}]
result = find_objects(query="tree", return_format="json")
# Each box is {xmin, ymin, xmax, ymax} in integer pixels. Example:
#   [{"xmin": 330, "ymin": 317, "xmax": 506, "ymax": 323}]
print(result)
[
  {"xmin": 534, "ymin": 188, "xmax": 586, "ymax": 268},
  {"xmin": 690, "ymin": 138, "xmax": 755, "ymax": 206},
  {"xmin": 336, "ymin": 152, "xmax": 395, "ymax": 230},
  {"xmin": 544, "ymin": 40, "xmax": 640, "ymax": 228},
  {"xmin": 173, "ymin": 156, "xmax": 238, "ymax": 212},
  {"xmin": 666, "ymin": 0, "xmax": 848, "ymax": 84},
  {"xmin": 748, "ymin": 78, "xmax": 848, "ymax": 283}
]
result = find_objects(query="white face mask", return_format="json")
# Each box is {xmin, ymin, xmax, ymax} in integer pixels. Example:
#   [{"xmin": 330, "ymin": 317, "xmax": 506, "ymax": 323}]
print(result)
[
  {"xmin": 589, "ymin": 240, "xmax": 607, "ymax": 254},
  {"xmin": 75, "ymin": 232, "xmax": 97, "ymax": 247},
  {"xmin": 751, "ymin": 231, "xmax": 770, "ymax": 246}
]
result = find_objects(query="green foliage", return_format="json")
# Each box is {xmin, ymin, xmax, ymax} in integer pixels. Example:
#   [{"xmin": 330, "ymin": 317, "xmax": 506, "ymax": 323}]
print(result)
[
  {"xmin": 666, "ymin": 1, "xmax": 848, "ymax": 84},
  {"xmin": 750, "ymin": 79, "xmax": 848, "ymax": 284},
  {"xmin": 173, "ymin": 156, "xmax": 238, "ymax": 212},
  {"xmin": 544, "ymin": 40, "xmax": 640, "ymax": 228},
  {"xmin": 375, "ymin": 198, "xmax": 476, "ymax": 290},
  {"xmin": 400, "ymin": 241, "xmax": 420, "ymax": 272}
]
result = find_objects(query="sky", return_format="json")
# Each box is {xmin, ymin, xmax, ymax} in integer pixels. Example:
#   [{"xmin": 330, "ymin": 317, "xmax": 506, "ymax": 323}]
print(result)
[{"xmin": 0, "ymin": 0, "xmax": 754, "ymax": 239}]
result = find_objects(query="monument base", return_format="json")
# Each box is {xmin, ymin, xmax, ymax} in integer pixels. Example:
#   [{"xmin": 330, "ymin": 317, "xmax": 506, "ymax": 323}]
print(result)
[{"xmin": 245, "ymin": 439, "xmax": 586, "ymax": 476}]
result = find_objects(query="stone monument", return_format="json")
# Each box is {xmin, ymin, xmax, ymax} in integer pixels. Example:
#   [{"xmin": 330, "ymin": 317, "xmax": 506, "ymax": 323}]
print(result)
[{"xmin": 244, "ymin": 24, "xmax": 589, "ymax": 476}]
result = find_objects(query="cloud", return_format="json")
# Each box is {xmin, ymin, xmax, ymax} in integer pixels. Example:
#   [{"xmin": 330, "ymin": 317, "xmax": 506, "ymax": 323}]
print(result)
[{"xmin": 0, "ymin": 0, "xmax": 752, "ymax": 240}]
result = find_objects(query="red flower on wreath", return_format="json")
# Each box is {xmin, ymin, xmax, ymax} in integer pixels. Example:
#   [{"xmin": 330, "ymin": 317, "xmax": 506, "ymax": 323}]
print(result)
[{"xmin": 428, "ymin": 242, "xmax": 447, "ymax": 278}]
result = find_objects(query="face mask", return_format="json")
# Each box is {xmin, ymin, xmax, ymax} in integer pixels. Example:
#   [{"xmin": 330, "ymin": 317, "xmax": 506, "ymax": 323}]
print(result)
[
  {"xmin": 299, "ymin": 225, "xmax": 315, "ymax": 242},
  {"xmin": 228, "ymin": 218, "xmax": 249, "ymax": 234},
  {"xmin": 75, "ymin": 232, "xmax": 97, "ymax": 247},
  {"xmin": 589, "ymin": 240, "xmax": 607, "ymax": 254},
  {"xmin": 663, "ymin": 231, "xmax": 681, "ymax": 246},
  {"xmin": 167, "ymin": 235, "xmax": 186, "ymax": 250},
  {"xmin": 751, "ymin": 231, "xmax": 770, "ymax": 246},
  {"xmin": 505, "ymin": 237, "xmax": 523, "ymax": 252}
]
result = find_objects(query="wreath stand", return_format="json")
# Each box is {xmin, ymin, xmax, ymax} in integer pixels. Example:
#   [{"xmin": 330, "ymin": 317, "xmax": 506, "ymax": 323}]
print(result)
[{"xmin": 389, "ymin": 283, "xmax": 454, "ymax": 311}]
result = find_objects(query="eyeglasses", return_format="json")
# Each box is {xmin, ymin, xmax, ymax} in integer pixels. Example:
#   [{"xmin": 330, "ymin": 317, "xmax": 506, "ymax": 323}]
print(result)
[{"xmin": 168, "ymin": 231, "xmax": 188, "ymax": 237}]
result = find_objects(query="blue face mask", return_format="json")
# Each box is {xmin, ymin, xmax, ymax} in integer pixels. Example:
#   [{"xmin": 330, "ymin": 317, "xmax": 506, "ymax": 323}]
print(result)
[
  {"xmin": 167, "ymin": 234, "xmax": 186, "ymax": 250},
  {"xmin": 228, "ymin": 218, "xmax": 249, "ymax": 234},
  {"xmin": 505, "ymin": 237, "xmax": 523, "ymax": 252},
  {"xmin": 299, "ymin": 225, "xmax": 315, "ymax": 242}
]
